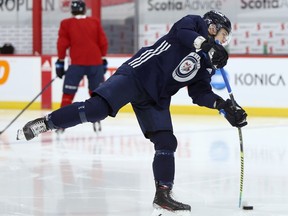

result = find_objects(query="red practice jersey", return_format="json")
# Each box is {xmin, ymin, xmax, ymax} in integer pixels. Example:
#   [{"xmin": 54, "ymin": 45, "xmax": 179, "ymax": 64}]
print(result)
[{"xmin": 57, "ymin": 15, "xmax": 108, "ymax": 65}]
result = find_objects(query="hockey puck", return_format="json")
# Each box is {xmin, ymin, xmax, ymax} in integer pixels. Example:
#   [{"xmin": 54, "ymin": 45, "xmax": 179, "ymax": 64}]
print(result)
[{"xmin": 243, "ymin": 205, "xmax": 253, "ymax": 210}]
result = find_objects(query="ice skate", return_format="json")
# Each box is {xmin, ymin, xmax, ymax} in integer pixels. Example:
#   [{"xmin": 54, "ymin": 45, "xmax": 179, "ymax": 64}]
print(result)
[
  {"xmin": 93, "ymin": 121, "xmax": 102, "ymax": 133},
  {"xmin": 151, "ymin": 185, "xmax": 191, "ymax": 216},
  {"xmin": 16, "ymin": 117, "xmax": 49, "ymax": 141}
]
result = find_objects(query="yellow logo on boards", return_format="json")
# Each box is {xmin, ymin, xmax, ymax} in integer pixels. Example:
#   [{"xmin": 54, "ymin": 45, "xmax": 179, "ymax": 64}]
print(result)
[{"xmin": 0, "ymin": 60, "xmax": 10, "ymax": 85}]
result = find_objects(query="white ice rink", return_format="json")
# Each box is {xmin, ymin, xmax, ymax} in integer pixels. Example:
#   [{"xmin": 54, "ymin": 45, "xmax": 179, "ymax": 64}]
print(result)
[{"xmin": 0, "ymin": 109, "xmax": 288, "ymax": 216}]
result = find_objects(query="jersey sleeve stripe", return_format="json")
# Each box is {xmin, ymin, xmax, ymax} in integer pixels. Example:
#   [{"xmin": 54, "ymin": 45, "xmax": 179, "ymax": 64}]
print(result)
[{"xmin": 128, "ymin": 41, "xmax": 171, "ymax": 68}]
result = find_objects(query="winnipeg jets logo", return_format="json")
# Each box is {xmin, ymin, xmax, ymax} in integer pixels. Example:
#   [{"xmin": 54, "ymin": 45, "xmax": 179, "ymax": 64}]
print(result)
[
  {"xmin": 172, "ymin": 52, "xmax": 200, "ymax": 82},
  {"xmin": 180, "ymin": 61, "xmax": 194, "ymax": 73}
]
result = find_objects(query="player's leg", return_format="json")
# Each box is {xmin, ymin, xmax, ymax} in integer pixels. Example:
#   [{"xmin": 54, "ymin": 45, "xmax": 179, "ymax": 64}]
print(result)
[
  {"xmin": 57, "ymin": 65, "xmax": 85, "ymax": 134},
  {"xmin": 17, "ymin": 72, "xmax": 141, "ymax": 141},
  {"xmin": 60, "ymin": 65, "xmax": 85, "ymax": 107},
  {"xmin": 17, "ymin": 95, "xmax": 110, "ymax": 141},
  {"xmin": 86, "ymin": 65, "xmax": 105, "ymax": 94},
  {"xmin": 132, "ymin": 104, "xmax": 191, "ymax": 215}
]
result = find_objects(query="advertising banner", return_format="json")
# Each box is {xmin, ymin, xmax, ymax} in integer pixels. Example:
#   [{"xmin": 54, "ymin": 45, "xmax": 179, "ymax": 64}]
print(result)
[
  {"xmin": 222, "ymin": 57, "xmax": 288, "ymax": 107},
  {"xmin": 172, "ymin": 57, "xmax": 288, "ymax": 108},
  {"xmin": 0, "ymin": 56, "xmax": 41, "ymax": 102},
  {"xmin": 137, "ymin": 0, "xmax": 288, "ymax": 24},
  {"xmin": 1, "ymin": 55, "xmax": 288, "ymax": 116},
  {"xmin": 136, "ymin": 0, "xmax": 288, "ymax": 53},
  {"xmin": 0, "ymin": 0, "xmax": 90, "ymax": 24}
]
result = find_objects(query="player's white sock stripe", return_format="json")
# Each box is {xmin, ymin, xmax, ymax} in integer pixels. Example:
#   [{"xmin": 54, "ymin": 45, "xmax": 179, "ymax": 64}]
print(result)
[{"xmin": 128, "ymin": 41, "xmax": 171, "ymax": 68}]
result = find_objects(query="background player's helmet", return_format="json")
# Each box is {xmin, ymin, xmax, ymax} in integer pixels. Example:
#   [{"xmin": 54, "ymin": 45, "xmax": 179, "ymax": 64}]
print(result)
[
  {"xmin": 71, "ymin": 0, "xmax": 86, "ymax": 15},
  {"xmin": 203, "ymin": 10, "xmax": 231, "ymax": 34}
]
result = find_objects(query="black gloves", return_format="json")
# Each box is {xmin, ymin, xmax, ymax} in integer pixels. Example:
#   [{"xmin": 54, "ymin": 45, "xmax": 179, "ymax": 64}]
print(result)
[
  {"xmin": 102, "ymin": 59, "xmax": 108, "ymax": 74},
  {"xmin": 201, "ymin": 38, "xmax": 228, "ymax": 69},
  {"xmin": 215, "ymin": 98, "xmax": 248, "ymax": 128},
  {"xmin": 200, "ymin": 37, "xmax": 215, "ymax": 53},
  {"xmin": 55, "ymin": 59, "xmax": 65, "ymax": 79},
  {"xmin": 211, "ymin": 45, "xmax": 228, "ymax": 69}
]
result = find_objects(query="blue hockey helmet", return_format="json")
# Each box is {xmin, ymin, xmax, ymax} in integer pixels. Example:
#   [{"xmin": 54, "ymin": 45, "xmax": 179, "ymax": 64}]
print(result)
[
  {"xmin": 71, "ymin": 0, "xmax": 86, "ymax": 15},
  {"xmin": 203, "ymin": 10, "xmax": 231, "ymax": 34}
]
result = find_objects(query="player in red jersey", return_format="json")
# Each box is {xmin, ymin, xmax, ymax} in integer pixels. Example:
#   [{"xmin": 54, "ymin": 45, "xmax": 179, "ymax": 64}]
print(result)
[{"xmin": 55, "ymin": 0, "xmax": 108, "ymax": 133}]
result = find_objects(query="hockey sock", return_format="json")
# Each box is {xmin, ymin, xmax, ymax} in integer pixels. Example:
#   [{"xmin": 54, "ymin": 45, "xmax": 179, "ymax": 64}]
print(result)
[
  {"xmin": 60, "ymin": 93, "xmax": 75, "ymax": 107},
  {"xmin": 149, "ymin": 131, "xmax": 177, "ymax": 188},
  {"xmin": 153, "ymin": 150, "xmax": 175, "ymax": 189},
  {"xmin": 48, "ymin": 95, "xmax": 110, "ymax": 129}
]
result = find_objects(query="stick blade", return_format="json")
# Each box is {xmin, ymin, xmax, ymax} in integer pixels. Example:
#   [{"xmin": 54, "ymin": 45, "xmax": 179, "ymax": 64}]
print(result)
[{"xmin": 243, "ymin": 205, "xmax": 254, "ymax": 210}]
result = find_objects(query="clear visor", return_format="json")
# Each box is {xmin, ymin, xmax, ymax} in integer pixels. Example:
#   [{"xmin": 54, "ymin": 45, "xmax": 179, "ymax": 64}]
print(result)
[{"xmin": 208, "ymin": 24, "xmax": 232, "ymax": 47}]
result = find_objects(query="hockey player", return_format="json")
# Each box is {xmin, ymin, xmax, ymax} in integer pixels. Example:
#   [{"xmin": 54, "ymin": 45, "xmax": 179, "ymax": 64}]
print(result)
[
  {"xmin": 18, "ymin": 11, "xmax": 247, "ymax": 216},
  {"xmin": 55, "ymin": 0, "xmax": 108, "ymax": 133}
]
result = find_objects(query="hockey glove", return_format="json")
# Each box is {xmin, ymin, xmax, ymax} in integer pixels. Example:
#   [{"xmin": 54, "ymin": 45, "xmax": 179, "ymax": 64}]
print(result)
[
  {"xmin": 215, "ymin": 98, "xmax": 248, "ymax": 128},
  {"xmin": 211, "ymin": 44, "xmax": 228, "ymax": 69},
  {"xmin": 200, "ymin": 37, "xmax": 215, "ymax": 53},
  {"xmin": 55, "ymin": 59, "xmax": 65, "ymax": 79},
  {"xmin": 200, "ymin": 38, "xmax": 229, "ymax": 69},
  {"xmin": 102, "ymin": 58, "xmax": 108, "ymax": 74}
]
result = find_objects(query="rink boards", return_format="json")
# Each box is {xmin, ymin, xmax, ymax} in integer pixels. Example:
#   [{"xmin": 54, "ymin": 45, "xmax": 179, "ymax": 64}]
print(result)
[{"xmin": 0, "ymin": 55, "xmax": 288, "ymax": 117}]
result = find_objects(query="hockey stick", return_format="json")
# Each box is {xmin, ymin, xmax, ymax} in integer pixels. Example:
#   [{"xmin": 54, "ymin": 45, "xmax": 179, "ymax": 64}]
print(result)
[
  {"xmin": 219, "ymin": 68, "xmax": 244, "ymax": 208},
  {"xmin": 0, "ymin": 77, "xmax": 57, "ymax": 135}
]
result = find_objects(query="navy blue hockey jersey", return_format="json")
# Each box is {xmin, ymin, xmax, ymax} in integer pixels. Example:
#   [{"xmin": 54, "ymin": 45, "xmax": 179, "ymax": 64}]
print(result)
[{"xmin": 121, "ymin": 15, "xmax": 221, "ymax": 109}]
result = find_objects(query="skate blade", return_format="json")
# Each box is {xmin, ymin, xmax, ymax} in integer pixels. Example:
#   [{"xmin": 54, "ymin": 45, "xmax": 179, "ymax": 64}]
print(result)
[
  {"xmin": 93, "ymin": 123, "xmax": 97, "ymax": 132},
  {"xmin": 55, "ymin": 129, "xmax": 65, "ymax": 134},
  {"xmin": 16, "ymin": 129, "xmax": 25, "ymax": 140},
  {"xmin": 55, "ymin": 129, "xmax": 65, "ymax": 141},
  {"xmin": 151, "ymin": 208, "xmax": 191, "ymax": 216},
  {"xmin": 93, "ymin": 122, "xmax": 102, "ymax": 133}
]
